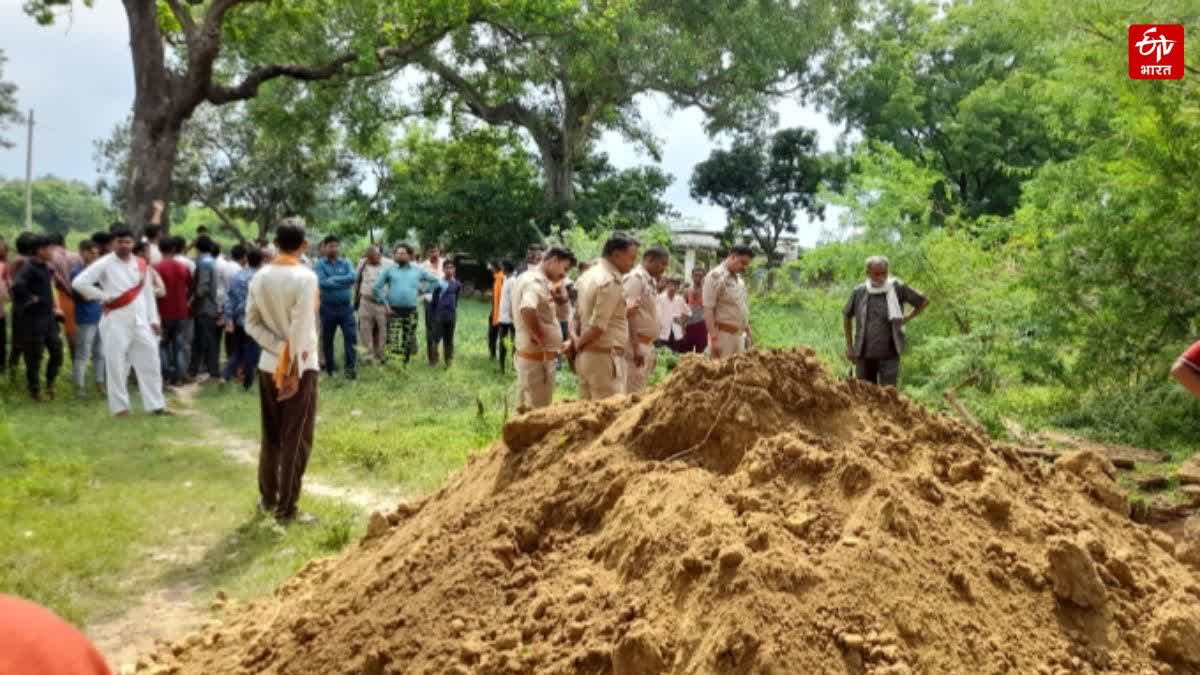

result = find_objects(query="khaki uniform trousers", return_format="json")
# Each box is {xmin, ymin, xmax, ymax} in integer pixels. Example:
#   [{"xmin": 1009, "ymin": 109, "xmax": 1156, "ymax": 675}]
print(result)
[
  {"xmin": 517, "ymin": 355, "xmax": 556, "ymax": 410},
  {"xmin": 710, "ymin": 330, "xmax": 746, "ymax": 359},
  {"xmin": 624, "ymin": 343, "xmax": 657, "ymax": 394},
  {"xmin": 576, "ymin": 350, "xmax": 626, "ymax": 401}
]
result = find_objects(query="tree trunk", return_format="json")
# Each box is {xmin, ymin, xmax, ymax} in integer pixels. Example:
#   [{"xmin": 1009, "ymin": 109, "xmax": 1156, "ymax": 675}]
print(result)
[
  {"xmin": 125, "ymin": 112, "xmax": 180, "ymax": 232},
  {"xmin": 531, "ymin": 113, "xmax": 587, "ymax": 228},
  {"xmin": 123, "ymin": 0, "xmax": 181, "ymax": 233},
  {"xmin": 536, "ymin": 138, "xmax": 576, "ymax": 226}
]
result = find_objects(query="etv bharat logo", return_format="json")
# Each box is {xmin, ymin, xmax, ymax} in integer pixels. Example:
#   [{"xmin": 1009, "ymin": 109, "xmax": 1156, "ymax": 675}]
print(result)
[{"xmin": 1129, "ymin": 24, "xmax": 1184, "ymax": 80}]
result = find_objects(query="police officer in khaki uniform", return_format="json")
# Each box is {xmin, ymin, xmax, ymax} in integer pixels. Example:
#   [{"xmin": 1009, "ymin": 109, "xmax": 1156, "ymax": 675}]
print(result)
[
  {"xmin": 514, "ymin": 248, "xmax": 576, "ymax": 411},
  {"xmin": 703, "ymin": 245, "xmax": 755, "ymax": 359},
  {"xmin": 566, "ymin": 234, "xmax": 640, "ymax": 400},
  {"xmin": 623, "ymin": 246, "xmax": 670, "ymax": 393}
]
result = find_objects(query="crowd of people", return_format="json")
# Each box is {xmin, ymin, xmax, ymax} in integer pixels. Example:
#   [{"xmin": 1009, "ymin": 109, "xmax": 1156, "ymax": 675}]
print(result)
[{"xmin": 1, "ymin": 206, "xmax": 943, "ymax": 523}]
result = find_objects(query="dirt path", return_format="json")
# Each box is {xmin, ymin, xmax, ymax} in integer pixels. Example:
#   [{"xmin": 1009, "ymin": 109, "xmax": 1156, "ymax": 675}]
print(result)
[{"xmin": 87, "ymin": 384, "xmax": 404, "ymax": 673}]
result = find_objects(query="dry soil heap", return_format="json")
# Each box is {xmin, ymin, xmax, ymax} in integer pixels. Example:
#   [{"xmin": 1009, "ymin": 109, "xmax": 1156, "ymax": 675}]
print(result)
[{"xmin": 148, "ymin": 349, "xmax": 1200, "ymax": 675}]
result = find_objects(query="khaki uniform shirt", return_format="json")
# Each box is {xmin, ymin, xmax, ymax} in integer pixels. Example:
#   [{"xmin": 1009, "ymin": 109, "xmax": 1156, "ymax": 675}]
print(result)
[
  {"xmin": 575, "ymin": 258, "xmax": 627, "ymax": 350},
  {"xmin": 702, "ymin": 261, "xmax": 749, "ymax": 331},
  {"xmin": 514, "ymin": 268, "xmax": 564, "ymax": 354},
  {"xmin": 624, "ymin": 265, "xmax": 659, "ymax": 342}
]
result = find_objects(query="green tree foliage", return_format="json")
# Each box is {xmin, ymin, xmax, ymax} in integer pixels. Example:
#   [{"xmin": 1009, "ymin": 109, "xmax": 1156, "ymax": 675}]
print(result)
[
  {"xmin": 379, "ymin": 127, "xmax": 544, "ymax": 262},
  {"xmin": 691, "ymin": 128, "xmax": 834, "ymax": 265},
  {"xmin": 1012, "ymin": 0, "xmax": 1200, "ymax": 386},
  {"xmin": 418, "ymin": 0, "xmax": 852, "ymax": 221},
  {"xmin": 373, "ymin": 126, "xmax": 679, "ymax": 261},
  {"xmin": 572, "ymin": 153, "xmax": 675, "ymax": 232},
  {"xmin": 0, "ymin": 50, "xmax": 20, "ymax": 150},
  {"xmin": 811, "ymin": 0, "xmax": 1078, "ymax": 221},
  {"xmin": 0, "ymin": 177, "xmax": 110, "ymax": 236}
]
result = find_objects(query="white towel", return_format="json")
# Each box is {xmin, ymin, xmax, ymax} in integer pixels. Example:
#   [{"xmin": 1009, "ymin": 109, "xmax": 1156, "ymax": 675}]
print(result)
[{"xmin": 865, "ymin": 277, "xmax": 904, "ymax": 322}]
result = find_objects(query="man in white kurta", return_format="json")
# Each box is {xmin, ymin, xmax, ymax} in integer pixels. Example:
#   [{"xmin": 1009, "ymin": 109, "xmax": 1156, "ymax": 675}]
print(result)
[{"xmin": 72, "ymin": 228, "xmax": 167, "ymax": 416}]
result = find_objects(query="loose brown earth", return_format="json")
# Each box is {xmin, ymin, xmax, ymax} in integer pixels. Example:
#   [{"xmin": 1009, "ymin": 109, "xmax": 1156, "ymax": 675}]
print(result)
[{"xmin": 143, "ymin": 349, "xmax": 1200, "ymax": 675}]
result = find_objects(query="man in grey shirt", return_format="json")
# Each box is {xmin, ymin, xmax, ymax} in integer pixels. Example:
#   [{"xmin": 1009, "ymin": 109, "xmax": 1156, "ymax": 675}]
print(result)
[{"xmin": 842, "ymin": 255, "xmax": 929, "ymax": 387}]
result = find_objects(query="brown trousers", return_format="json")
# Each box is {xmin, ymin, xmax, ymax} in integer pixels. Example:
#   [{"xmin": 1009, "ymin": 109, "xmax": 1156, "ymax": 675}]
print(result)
[{"xmin": 258, "ymin": 370, "xmax": 318, "ymax": 519}]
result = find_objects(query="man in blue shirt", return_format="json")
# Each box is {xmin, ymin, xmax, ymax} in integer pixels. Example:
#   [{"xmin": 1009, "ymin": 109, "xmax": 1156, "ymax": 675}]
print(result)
[
  {"xmin": 71, "ymin": 240, "xmax": 104, "ymax": 397},
  {"xmin": 314, "ymin": 235, "xmax": 358, "ymax": 379},
  {"xmin": 431, "ymin": 260, "xmax": 462, "ymax": 368},
  {"xmin": 221, "ymin": 246, "xmax": 264, "ymax": 390},
  {"xmin": 374, "ymin": 243, "xmax": 443, "ymax": 366}
]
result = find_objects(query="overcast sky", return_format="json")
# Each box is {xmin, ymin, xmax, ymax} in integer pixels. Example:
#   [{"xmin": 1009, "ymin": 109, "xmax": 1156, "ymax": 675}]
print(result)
[{"xmin": 0, "ymin": 2, "xmax": 842, "ymax": 246}]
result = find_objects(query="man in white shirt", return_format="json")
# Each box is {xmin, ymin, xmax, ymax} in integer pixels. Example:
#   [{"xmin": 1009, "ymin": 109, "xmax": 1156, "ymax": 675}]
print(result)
[
  {"xmin": 72, "ymin": 225, "xmax": 167, "ymax": 417},
  {"xmin": 497, "ymin": 260, "xmax": 516, "ymax": 374},
  {"xmin": 420, "ymin": 245, "xmax": 446, "ymax": 366},
  {"xmin": 244, "ymin": 219, "xmax": 320, "ymax": 525},
  {"xmin": 656, "ymin": 278, "xmax": 688, "ymax": 351}
]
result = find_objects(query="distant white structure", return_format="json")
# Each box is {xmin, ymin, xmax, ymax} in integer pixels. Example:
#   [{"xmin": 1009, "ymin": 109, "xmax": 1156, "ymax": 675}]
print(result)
[{"xmin": 668, "ymin": 221, "xmax": 801, "ymax": 280}]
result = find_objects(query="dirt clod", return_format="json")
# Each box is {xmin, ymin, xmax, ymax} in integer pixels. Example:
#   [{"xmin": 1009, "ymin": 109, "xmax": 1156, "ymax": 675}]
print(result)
[
  {"xmin": 1046, "ymin": 536, "xmax": 1108, "ymax": 609},
  {"xmin": 145, "ymin": 350, "xmax": 1200, "ymax": 674}
]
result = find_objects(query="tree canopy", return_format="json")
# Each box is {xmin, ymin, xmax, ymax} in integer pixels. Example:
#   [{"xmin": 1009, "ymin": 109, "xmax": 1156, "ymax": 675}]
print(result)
[
  {"xmin": 416, "ymin": 0, "xmax": 853, "ymax": 221},
  {"xmin": 810, "ymin": 0, "xmax": 1080, "ymax": 221},
  {"xmin": 691, "ymin": 128, "xmax": 835, "ymax": 264}
]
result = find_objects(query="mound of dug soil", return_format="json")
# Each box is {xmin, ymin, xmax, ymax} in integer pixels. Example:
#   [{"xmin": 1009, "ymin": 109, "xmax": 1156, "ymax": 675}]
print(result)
[{"xmin": 147, "ymin": 349, "xmax": 1200, "ymax": 675}]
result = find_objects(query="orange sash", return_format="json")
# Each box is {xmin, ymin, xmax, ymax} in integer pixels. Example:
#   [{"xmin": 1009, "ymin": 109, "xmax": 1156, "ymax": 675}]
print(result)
[{"xmin": 269, "ymin": 254, "xmax": 316, "ymax": 401}]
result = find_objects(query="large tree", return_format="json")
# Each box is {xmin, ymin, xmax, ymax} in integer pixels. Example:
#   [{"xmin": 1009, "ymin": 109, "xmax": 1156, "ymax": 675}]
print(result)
[
  {"xmin": 690, "ymin": 128, "xmax": 833, "ymax": 265},
  {"xmin": 0, "ymin": 50, "xmax": 20, "ymax": 150},
  {"xmin": 416, "ymin": 0, "xmax": 852, "ymax": 222},
  {"xmin": 96, "ymin": 95, "xmax": 352, "ymax": 242},
  {"xmin": 25, "ymin": 0, "xmax": 483, "ymax": 231}
]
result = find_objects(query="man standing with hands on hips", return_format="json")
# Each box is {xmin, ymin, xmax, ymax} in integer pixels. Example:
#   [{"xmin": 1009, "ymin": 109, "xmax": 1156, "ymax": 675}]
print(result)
[
  {"xmin": 842, "ymin": 255, "xmax": 929, "ymax": 387},
  {"xmin": 703, "ymin": 245, "xmax": 754, "ymax": 360},
  {"xmin": 72, "ymin": 201, "xmax": 168, "ymax": 417},
  {"xmin": 567, "ymin": 233, "xmax": 639, "ymax": 401},
  {"xmin": 623, "ymin": 246, "xmax": 670, "ymax": 393}
]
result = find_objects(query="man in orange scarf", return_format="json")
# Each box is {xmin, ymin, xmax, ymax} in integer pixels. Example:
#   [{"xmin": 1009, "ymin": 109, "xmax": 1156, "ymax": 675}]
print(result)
[
  {"xmin": 488, "ymin": 260, "xmax": 505, "ymax": 361},
  {"xmin": 244, "ymin": 218, "xmax": 321, "ymax": 524}
]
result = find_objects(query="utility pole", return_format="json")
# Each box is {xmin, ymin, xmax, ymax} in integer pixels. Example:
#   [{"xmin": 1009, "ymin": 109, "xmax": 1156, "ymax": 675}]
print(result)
[{"xmin": 23, "ymin": 109, "xmax": 34, "ymax": 229}]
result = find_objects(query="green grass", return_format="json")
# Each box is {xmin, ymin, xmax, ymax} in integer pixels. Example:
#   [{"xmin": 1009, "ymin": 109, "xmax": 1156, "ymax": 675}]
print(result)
[{"xmin": 0, "ymin": 377, "xmax": 368, "ymax": 626}]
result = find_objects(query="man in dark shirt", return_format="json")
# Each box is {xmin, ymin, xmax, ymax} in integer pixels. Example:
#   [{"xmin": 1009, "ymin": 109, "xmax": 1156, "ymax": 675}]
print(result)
[
  {"xmin": 431, "ymin": 260, "xmax": 462, "ymax": 368},
  {"xmin": 842, "ymin": 255, "xmax": 930, "ymax": 387},
  {"xmin": 11, "ymin": 235, "xmax": 63, "ymax": 400},
  {"xmin": 189, "ymin": 235, "xmax": 221, "ymax": 380},
  {"xmin": 154, "ymin": 237, "xmax": 193, "ymax": 386}
]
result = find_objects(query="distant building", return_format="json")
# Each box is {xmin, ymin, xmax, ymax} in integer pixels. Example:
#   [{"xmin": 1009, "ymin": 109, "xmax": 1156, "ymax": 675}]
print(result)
[{"xmin": 668, "ymin": 223, "xmax": 801, "ymax": 282}]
